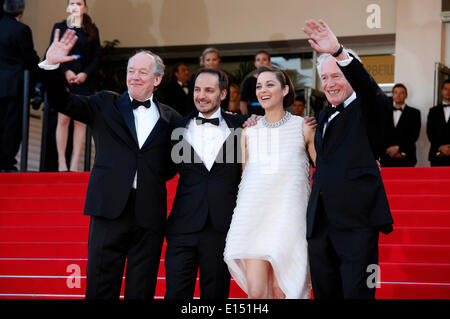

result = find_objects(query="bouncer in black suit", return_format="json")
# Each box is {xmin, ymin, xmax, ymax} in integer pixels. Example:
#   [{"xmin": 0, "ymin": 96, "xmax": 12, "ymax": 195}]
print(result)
[
  {"xmin": 427, "ymin": 80, "xmax": 450, "ymax": 166},
  {"xmin": 303, "ymin": 20, "xmax": 393, "ymax": 299},
  {"xmin": 0, "ymin": 0, "xmax": 40, "ymax": 171},
  {"xmin": 165, "ymin": 68, "xmax": 247, "ymax": 299},
  {"xmin": 163, "ymin": 63, "xmax": 191, "ymax": 116},
  {"xmin": 41, "ymin": 29, "xmax": 181, "ymax": 299},
  {"xmin": 381, "ymin": 84, "xmax": 421, "ymax": 167}
]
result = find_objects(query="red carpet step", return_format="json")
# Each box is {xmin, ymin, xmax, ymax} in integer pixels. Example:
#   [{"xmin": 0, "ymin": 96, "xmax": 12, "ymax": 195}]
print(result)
[{"xmin": 0, "ymin": 167, "xmax": 449, "ymax": 299}]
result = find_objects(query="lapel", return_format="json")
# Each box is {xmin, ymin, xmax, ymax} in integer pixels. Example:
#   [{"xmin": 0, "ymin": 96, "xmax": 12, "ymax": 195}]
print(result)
[
  {"xmin": 209, "ymin": 111, "xmax": 240, "ymax": 173},
  {"xmin": 116, "ymin": 92, "xmax": 139, "ymax": 146},
  {"xmin": 321, "ymin": 101, "xmax": 355, "ymax": 156},
  {"xmin": 140, "ymin": 98, "xmax": 169, "ymax": 149},
  {"xmin": 316, "ymin": 108, "xmax": 328, "ymax": 152},
  {"xmin": 438, "ymin": 104, "xmax": 450, "ymax": 127},
  {"xmin": 395, "ymin": 105, "xmax": 409, "ymax": 130},
  {"xmin": 176, "ymin": 110, "xmax": 239, "ymax": 174},
  {"xmin": 176, "ymin": 111, "xmax": 210, "ymax": 174}
]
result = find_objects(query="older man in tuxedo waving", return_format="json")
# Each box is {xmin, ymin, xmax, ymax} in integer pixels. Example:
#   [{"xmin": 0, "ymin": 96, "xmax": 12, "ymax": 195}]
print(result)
[{"xmin": 302, "ymin": 20, "xmax": 394, "ymax": 299}]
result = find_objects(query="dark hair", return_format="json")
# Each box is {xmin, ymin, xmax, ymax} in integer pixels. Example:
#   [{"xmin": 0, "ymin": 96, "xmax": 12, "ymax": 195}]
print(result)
[
  {"xmin": 392, "ymin": 83, "xmax": 408, "ymax": 95},
  {"xmin": 257, "ymin": 66, "xmax": 295, "ymax": 108},
  {"xmin": 194, "ymin": 68, "xmax": 228, "ymax": 92},
  {"xmin": 170, "ymin": 62, "xmax": 187, "ymax": 82},
  {"xmin": 67, "ymin": 0, "xmax": 98, "ymax": 42},
  {"xmin": 229, "ymin": 83, "xmax": 240, "ymax": 91},
  {"xmin": 295, "ymin": 95, "xmax": 306, "ymax": 103},
  {"xmin": 441, "ymin": 79, "xmax": 450, "ymax": 89},
  {"xmin": 4, "ymin": 0, "xmax": 25, "ymax": 17},
  {"xmin": 82, "ymin": 13, "xmax": 98, "ymax": 43},
  {"xmin": 255, "ymin": 50, "xmax": 271, "ymax": 59}
]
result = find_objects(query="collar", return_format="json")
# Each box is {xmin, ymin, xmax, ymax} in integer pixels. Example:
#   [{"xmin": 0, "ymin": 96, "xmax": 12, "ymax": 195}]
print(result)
[
  {"xmin": 129, "ymin": 94, "xmax": 154, "ymax": 105},
  {"xmin": 197, "ymin": 107, "xmax": 222, "ymax": 122},
  {"xmin": 333, "ymin": 92, "xmax": 356, "ymax": 108},
  {"xmin": 393, "ymin": 102, "xmax": 406, "ymax": 110}
]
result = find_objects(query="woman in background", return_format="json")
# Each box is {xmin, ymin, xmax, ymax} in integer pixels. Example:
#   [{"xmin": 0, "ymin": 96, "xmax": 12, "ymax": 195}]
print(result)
[
  {"xmin": 240, "ymin": 50, "xmax": 272, "ymax": 116},
  {"xmin": 48, "ymin": 0, "xmax": 100, "ymax": 171},
  {"xmin": 187, "ymin": 47, "xmax": 230, "ymax": 113}
]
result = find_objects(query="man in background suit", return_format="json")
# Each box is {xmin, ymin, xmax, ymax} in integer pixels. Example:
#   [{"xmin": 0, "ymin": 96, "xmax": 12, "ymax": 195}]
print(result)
[
  {"xmin": 381, "ymin": 83, "xmax": 421, "ymax": 167},
  {"xmin": 164, "ymin": 62, "xmax": 191, "ymax": 116},
  {"xmin": 427, "ymin": 79, "xmax": 450, "ymax": 166},
  {"xmin": 165, "ymin": 68, "xmax": 247, "ymax": 299},
  {"xmin": 0, "ymin": 0, "xmax": 39, "ymax": 172},
  {"xmin": 40, "ymin": 29, "xmax": 181, "ymax": 299},
  {"xmin": 302, "ymin": 19, "xmax": 393, "ymax": 299}
]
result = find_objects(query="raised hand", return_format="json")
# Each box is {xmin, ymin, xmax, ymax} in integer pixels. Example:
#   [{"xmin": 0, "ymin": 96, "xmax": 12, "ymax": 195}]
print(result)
[
  {"xmin": 302, "ymin": 19, "xmax": 340, "ymax": 55},
  {"xmin": 46, "ymin": 29, "xmax": 79, "ymax": 65}
]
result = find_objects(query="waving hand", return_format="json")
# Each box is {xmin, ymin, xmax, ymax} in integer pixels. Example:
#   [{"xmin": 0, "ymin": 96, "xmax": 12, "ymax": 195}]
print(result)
[{"xmin": 46, "ymin": 29, "xmax": 79, "ymax": 65}]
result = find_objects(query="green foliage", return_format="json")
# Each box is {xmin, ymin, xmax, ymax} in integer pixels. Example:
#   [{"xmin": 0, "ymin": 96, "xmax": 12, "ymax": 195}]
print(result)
[{"xmin": 225, "ymin": 61, "xmax": 256, "ymax": 87}]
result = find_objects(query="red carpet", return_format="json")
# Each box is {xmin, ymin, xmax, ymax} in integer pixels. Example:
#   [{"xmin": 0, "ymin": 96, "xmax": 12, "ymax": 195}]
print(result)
[{"xmin": 0, "ymin": 167, "xmax": 449, "ymax": 299}]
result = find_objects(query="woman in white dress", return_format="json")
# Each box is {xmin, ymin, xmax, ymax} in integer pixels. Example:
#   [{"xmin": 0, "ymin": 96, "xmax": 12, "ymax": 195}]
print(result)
[{"xmin": 224, "ymin": 66, "xmax": 316, "ymax": 299}]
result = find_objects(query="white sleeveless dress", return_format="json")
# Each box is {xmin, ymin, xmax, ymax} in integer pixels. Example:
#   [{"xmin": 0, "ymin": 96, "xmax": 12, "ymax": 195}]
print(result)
[{"xmin": 224, "ymin": 115, "xmax": 311, "ymax": 299}]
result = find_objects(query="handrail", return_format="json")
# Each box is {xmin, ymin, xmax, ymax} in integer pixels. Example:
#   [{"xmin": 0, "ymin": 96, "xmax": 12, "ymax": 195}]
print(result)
[{"xmin": 20, "ymin": 70, "xmax": 30, "ymax": 172}]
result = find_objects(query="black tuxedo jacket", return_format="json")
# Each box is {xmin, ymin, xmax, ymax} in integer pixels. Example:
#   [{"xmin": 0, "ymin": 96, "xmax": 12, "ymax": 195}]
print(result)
[
  {"xmin": 164, "ymin": 81, "xmax": 191, "ymax": 116},
  {"xmin": 0, "ymin": 15, "xmax": 40, "ymax": 98},
  {"xmin": 306, "ymin": 57, "xmax": 393, "ymax": 238},
  {"xmin": 42, "ymin": 69, "xmax": 182, "ymax": 233},
  {"xmin": 381, "ymin": 104, "xmax": 421, "ymax": 167},
  {"xmin": 167, "ymin": 111, "xmax": 247, "ymax": 234},
  {"xmin": 427, "ymin": 104, "xmax": 450, "ymax": 166}
]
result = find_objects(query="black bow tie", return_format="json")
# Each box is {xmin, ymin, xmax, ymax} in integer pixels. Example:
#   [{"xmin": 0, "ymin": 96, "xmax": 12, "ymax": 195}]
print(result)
[
  {"xmin": 443, "ymin": 104, "xmax": 450, "ymax": 108},
  {"xmin": 393, "ymin": 107, "xmax": 403, "ymax": 112},
  {"xmin": 131, "ymin": 99, "xmax": 151, "ymax": 109},
  {"xmin": 325, "ymin": 104, "xmax": 344, "ymax": 118},
  {"xmin": 195, "ymin": 117, "xmax": 220, "ymax": 126}
]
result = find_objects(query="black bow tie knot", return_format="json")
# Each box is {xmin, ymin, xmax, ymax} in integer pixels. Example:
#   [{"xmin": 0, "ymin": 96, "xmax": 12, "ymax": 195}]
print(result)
[
  {"xmin": 392, "ymin": 107, "xmax": 403, "ymax": 112},
  {"xmin": 131, "ymin": 99, "xmax": 151, "ymax": 109},
  {"xmin": 195, "ymin": 117, "xmax": 220, "ymax": 126},
  {"xmin": 443, "ymin": 104, "xmax": 450, "ymax": 108},
  {"xmin": 325, "ymin": 104, "xmax": 344, "ymax": 118}
]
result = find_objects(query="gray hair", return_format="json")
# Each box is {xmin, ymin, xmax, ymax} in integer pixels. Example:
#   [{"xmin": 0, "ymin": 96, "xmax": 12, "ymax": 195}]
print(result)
[
  {"xmin": 4, "ymin": 0, "xmax": 25, "ymax": 16},
  {"xmin": 128, "ymin": 50, "xmax": 165, "ymax": 77},
  {"xmin": 199, "ymin": 47, "xmax": 220, "ymax": 66},
  {"xmin": 316, "ymin": 48, "xmax": 361, "ymax": 78}
]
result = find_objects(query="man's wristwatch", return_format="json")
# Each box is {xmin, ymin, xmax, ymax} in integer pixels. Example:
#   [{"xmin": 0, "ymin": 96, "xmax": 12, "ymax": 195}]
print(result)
[{"xmin": 332, "ymin": 44, "xmax": 344, "ymax": 57}]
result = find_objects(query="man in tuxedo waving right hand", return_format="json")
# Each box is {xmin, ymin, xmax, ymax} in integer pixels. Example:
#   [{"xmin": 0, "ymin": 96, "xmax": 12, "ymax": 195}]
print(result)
[{"xmin": 302, "ymin": 19, "xmax": 394, "ymax": 299}]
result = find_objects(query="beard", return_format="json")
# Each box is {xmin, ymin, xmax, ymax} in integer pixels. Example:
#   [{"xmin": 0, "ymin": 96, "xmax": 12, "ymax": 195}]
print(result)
[{"xmin": 195, "ymin": 96, "xmax": 222, "ymax": 117}]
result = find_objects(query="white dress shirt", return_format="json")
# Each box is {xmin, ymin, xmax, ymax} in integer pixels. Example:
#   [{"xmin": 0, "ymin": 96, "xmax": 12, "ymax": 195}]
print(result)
[
  {"xmin": 178, "ymin": 81, "xmax": 189, "ymax": 95},
  {"xmin": 393, "ymin": 103, "xmax": 406, "ymax": 127},
  {"xmin": 184, "ymin": 108, "xmax": 230, "ymax": 171},
  {"xmin": 443, "ymin": 104, "xmax": 450, "ymax": 123},
  {"xmin": 131, "ymin": 96, "xmax": 160, "ymax": 188},
  {"xmin": 323, "ymin": 91, "xmax": 357, "ymax": 137}
]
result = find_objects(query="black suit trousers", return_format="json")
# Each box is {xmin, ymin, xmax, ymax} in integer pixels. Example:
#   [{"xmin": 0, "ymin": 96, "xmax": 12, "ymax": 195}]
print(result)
[
  {"xmin": 307, "ymin": 196, "xmax": 379, "ymax": 299},
  {"xmin": 164, "ymin": 216, "xmax": 231, "ymax": 299},
  {"xmin": 85, "ymin": 190, "xmax": 164, "ymax": 299},
  {"xmin": 0, "ymin": 96, "xmax": 22, "ymax": 170}
]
